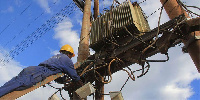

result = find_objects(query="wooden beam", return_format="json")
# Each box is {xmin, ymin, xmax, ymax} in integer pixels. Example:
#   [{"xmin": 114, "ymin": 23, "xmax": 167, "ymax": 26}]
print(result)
[{"xmin": 0, "ymin": 73, "xmax": 64, "ymax": 100}]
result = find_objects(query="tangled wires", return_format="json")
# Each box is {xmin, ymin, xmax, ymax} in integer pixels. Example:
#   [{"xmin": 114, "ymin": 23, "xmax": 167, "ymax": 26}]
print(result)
[
  {"xmin": 47, "ymin": 83, "xmax": 66, "ymax": 100},
  {"xmin": 176, "ymin": 0, "xmax": 200, "ymax": 17}
]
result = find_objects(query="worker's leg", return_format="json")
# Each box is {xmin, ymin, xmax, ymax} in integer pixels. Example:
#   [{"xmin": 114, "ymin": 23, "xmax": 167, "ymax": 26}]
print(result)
[
  {"xmin": 0, "ymin": 77, "xmax": 22, "ymax": 97},
  {"xmin": 0, "ymin": 66, "xmax": 60, "ymax": 97},
  {"xmin": 15, "ymin": 66, "xmax": 60, "ymax": 90}
]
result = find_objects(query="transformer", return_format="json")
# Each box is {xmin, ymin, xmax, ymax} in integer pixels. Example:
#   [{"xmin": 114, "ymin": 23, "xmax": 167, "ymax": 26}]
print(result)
[{"xmin": 90, "ymin": 1, "xmax": 150, "ymax": 52}]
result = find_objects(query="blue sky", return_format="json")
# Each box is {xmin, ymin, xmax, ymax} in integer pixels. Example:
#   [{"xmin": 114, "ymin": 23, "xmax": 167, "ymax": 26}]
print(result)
[{"xmin": 0, "ymin": 0, "xmax": 200, "ymax": 100}]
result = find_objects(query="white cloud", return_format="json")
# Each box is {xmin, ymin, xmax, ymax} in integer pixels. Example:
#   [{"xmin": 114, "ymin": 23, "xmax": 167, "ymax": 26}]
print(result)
[
  {"xmin": 0, "ymin": 49, "xmax": 23, "ymax": 86},
  {"xmin": 36, "ymin": 0, "xmax": 51, "ymax": 13},
  {"xmin": 50, "ymin": 50, "xmax": 60, "ymax": 55},
  {"xmin": 0, "ymin": 6, "xmax": 14, "ymax": 13},
  {"xmin": 53, "ymin": 18, "xmax": 80, "ymax": 62}
]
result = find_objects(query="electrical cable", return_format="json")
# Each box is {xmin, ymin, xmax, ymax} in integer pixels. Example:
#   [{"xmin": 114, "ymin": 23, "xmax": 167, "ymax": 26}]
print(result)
[
  {"xmin": 95, "ymin": 59, "xmax": 116, "ymax": 84},
  {"xmin": 47, "ymin": 83, "xmax": 66, "ymax": 100},
  {"xmin": 137, "ymin": 61, "xmax": 150, "ymax": 78},
  {"xmin": 0, "ymin": 2, "xmax": 77, "ymax": 66},
  {"xmin": 80, "ymin": 62, "xmax": 94, "ymax": 76},
  {"xmin": 3, "ymin": 0, "xmax": 60, "ymax": 48},
  {"xmin": 176, "ymin": 0, "xmax": 200, "ymax": 17},
  {"xmin": 142, "ymin": 2, "xmax": 164, "ymax": 54},
  {"xmin": 120, "ymin": 77, "xmax": 129, "ymax": 91},
  {"xmin": 138, "ymin": 0, "xmax": 147, "ymax": 5},
  {"xmin": 122, "ymin": 69, "xmax": 135, "ymax": 81},
  {"xmin": 0, "ymin": 3, "xmax": 32, "ymax": 37}
]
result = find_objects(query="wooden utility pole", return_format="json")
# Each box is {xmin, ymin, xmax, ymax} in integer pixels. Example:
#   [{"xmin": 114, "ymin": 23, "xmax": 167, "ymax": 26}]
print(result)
[
  {"xmin": 94, "ymin": 0, "xmax": 99, "ymax": 18},
  {"xmin": 160, "ymin": 0, "xmax": 200, "ymax": 72},
  {"xmin": 93, "ymin": 0, "xmax": 105, "ymax": 100},
  {"xmin": 74, "ymin": 0, "xmax": 91, "ymax": 99},
  {"xmin": 77, "ymin": 0, "xmax": 91, "ymax": 63}
]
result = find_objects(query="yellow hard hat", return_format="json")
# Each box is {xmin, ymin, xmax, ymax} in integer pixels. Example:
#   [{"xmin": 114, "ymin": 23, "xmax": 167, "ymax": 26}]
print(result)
[{"xmin": 60, "ymin": 44, "xmax": 75, "ymax": 57}]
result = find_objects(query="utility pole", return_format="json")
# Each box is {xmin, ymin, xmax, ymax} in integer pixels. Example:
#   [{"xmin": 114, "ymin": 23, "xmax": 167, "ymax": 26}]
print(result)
[
  {"xmin": 77, "ymin": 0, "xmax": 91, "ymax": 63},
  {"xmin": 160, "ymin": 0, "xmax": 200, "ymax": 72},
  {"xmin": 94, "ymin": 0, "xmax": 99, "ymax": 18},
  {"xmin": 74, "ymin": 0, "xmax": 91, "ymax": 100},
  {"xmin": 93, "ymin": 0, "xmax": 104, "ymax": 100}
]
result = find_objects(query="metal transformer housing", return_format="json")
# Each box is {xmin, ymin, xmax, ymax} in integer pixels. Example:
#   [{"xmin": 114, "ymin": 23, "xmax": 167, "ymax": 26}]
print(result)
[{"xmin": 90, "ymin": 1, "xmax": 150, "ymax": 52}]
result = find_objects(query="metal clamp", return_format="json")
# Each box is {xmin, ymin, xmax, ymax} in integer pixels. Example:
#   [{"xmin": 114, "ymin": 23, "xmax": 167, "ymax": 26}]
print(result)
[{"xmin": 182, "ymin": 32, "xmax": 200, "ymax": 53}]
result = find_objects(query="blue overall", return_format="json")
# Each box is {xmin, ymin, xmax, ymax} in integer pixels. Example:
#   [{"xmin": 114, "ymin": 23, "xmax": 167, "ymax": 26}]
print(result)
[{"xmin": 0, "ymin": 53, "xmax": 80, "ymax": 97}]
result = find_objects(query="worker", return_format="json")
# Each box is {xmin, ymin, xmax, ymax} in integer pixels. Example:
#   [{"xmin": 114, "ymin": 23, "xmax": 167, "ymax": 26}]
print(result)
[{"xmin": 0, "ymin": 44, "xmax": 83, "ymax": 97}]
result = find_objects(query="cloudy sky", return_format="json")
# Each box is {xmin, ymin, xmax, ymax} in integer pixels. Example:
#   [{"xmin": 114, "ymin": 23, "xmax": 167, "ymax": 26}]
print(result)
[{"xmin": 0, "ymin": 0, "xmax": 199, "ymax": 100}]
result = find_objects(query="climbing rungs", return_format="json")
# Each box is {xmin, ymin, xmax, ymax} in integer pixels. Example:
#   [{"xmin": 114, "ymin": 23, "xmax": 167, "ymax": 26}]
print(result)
[{"xmin": 0, "ymin": 73, "xmax": 64, "ymax": 100}]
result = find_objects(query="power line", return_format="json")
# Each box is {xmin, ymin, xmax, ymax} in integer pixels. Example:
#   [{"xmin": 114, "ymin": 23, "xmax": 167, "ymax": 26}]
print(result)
[
  {"xmin": 0, "ymin": 2, "xmax": 78, "ymax": 66},
  {"xmin": 0, "ymin": 3, "xmax": 32, "ymax": 37},
  {"xmin": 3, "ymin": 0, "xmax": 60, "ymax": 48}
]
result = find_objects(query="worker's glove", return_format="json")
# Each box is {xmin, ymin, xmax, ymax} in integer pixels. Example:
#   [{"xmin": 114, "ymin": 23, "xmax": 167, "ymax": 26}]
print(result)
[
  {"xmin": 72, "ymin": 80, "xmax": 83, "ymax": 91},
  {"xmin": 55, "ymin": 76, "xmax": 71, "ymax": 84},
  {"xmin": 63, "ymin": 80, "xmax": 83, "ymax": 92},
  {"xmin": 75, "ymin": 80, "xmax": 84, "ymax": 88}
]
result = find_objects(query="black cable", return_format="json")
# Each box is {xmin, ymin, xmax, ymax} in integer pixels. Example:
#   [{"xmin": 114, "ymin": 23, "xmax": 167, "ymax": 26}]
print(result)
[
  {"xmin": 176, "ymin": 0, "xmax": 200, "ymax": 17},
  {"xmin": 59, "ymin": 89, "xmax": 66, "ymax": 100},
  {"xmin": 0, "ymin": 2, "xmax": 77, "ymax": 66},
  {"xmin": 137, "ymin": 61, "xmax": 150, "ymax": 78},
  {"xmin": 48, "ymin": 83, "xmax": 66, "ymax": 100},
  {"xmin": 138, "ymin": 0, "xmax": 147, "ymax": 5},
  {"xmin": 120, "ymin": 77, "xmax": 129, "ymax": 91},
  {"xmin": 3, "ymin": 0, "xmax": 60, "ymax": 48},
  {"xmin": 0, "ymin": 3, "xmax": 32, "ymax": 36}
]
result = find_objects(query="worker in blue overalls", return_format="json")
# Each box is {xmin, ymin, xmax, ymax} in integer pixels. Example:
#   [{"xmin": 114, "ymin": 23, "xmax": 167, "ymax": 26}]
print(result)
[{"xmin": 0, "ymin": 44, "xmax": 83, "ymax": 97}]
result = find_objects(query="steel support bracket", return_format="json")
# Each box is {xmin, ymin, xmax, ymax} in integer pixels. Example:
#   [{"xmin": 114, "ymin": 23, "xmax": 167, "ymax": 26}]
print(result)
[{"xmin": 182, "ymin": 33, "xmax": 200, "ymax": 53}]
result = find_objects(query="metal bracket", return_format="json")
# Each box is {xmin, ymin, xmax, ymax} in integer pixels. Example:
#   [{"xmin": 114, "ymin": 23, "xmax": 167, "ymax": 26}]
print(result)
[{"xmin": 182, "ymin": 32, "xmax": 200, "ymax": 53}]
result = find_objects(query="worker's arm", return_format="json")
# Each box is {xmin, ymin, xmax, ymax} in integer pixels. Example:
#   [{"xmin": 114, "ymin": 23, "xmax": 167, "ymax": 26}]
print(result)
[{"xmin": 59, "ymin": 55, "xmax": 80, "ymax": 82}]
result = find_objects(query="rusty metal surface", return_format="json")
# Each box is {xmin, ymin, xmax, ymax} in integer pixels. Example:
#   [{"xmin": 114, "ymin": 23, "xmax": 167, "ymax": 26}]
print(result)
[
  {"xmin": 77, "ymin": 14, "xmax": 189, "ymax": 81},
  {"xmin": 160, "ymin": 0, "xmax": 189, "ymax": 19},
  {"xmin": 186, "ymin": 17, "xmax": 200, "ymax": 27},
  {"xmin": 160, "ymin": 0, "xmax": 200, "ymax": 73},
  {"xmin": 90, "ymin": 1, "xmax": 150, "ymax": 51}
]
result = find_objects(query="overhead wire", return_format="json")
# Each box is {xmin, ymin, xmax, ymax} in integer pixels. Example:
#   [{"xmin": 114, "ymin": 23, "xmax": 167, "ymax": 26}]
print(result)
[
  {"xmin": 3, "ymin": 0, "xmax": 60, "ymax": 48},
  {"xmin": 0, "ymin": 3, "xmax": 32, "ymax": 37},
  {"xmin": 141, "ymin": 0, "xmax": 170, "ymax": 56},
  {"xmin": 95, "ymin": 58, "xmax": 116, "ymax": 84},
  {"xmin": 120, "ymin": 77, "xmax": 129, "ymax": 91},
  {"xmin": 0, "ymin": 2, "xmax": 78, "ymax": 66},
  {"xmin": 47, "ymin": 83, "xmax": 66, "ymax": 100},
  {"xmin": 176, "ymin": 0, "xmax": 200, "ymax": 17}
]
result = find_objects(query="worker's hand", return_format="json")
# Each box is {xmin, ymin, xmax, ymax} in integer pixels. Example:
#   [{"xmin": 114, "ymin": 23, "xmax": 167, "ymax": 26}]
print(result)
[
  {"xmin": 76, "ymin": 80, "xmax": 84, "ymax": 87},
  {"xmin": 63, "ymin": 80, "xmax": 83, "ymax": 92},
  {"xmin": 73, "ymin": 80, "xmax": 83, "ymax": 90},
  {"xmin": 55, "ymin": 76, "xmax": 71, "ymax": 84}
]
